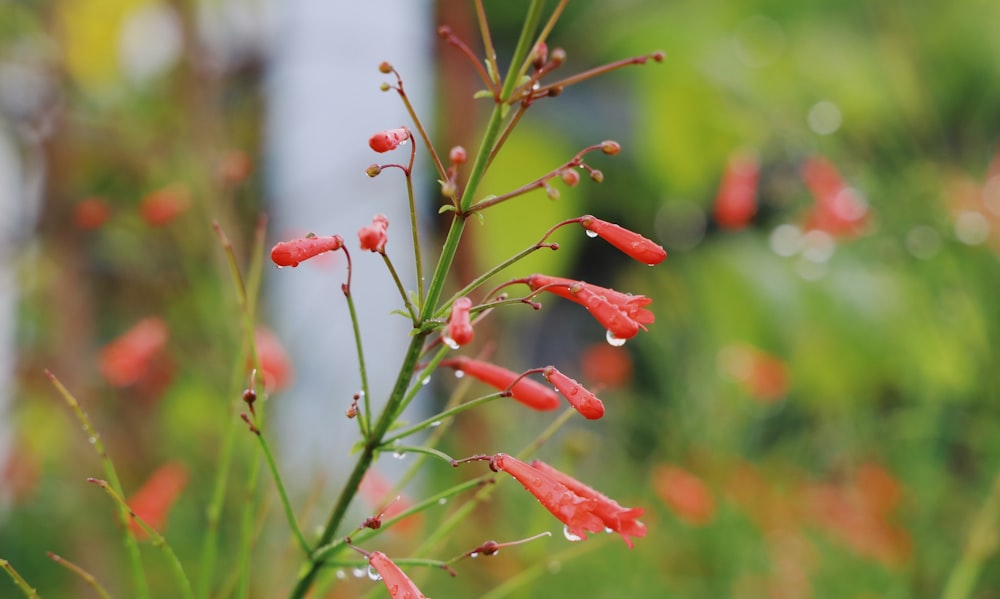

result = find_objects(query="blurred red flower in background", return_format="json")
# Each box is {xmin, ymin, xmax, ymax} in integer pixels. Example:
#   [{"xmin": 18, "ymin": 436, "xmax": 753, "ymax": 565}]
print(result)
[
  {"xmin": 99, "ymin": 317, "xmax": 170, "ymax": 389},
  {"xmin": 253, "ymin": 327, "xmax": 293, "ymax": 393},
  {"xmin": 140, "ymin": 183, "xmax": 191, "ymax": 227},
  {"xmin": 651, "ymin": 464, "xmax": 716, "ymax": 526},
  {"xmin": 713, "ymin": 151, "xmax": 759, "ymax": 230},
  {"xmin": 127, "ymin": 462, "xmax": 189, "ymax": 539}
]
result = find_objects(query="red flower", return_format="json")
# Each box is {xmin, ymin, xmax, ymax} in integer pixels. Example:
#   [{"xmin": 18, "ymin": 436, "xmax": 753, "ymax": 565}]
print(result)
[
  {"xmin": 801, "ymin": 156, "xmax": 868, "ymax": 238},
  {"xmin": 542, "ymin": 366, "xmax": 604, "ymax": 419},
  {"xmin": 127, "ymin": 462, "xmax": 188, "ymax": 539},
  {"xmin": 254, "ymin": 327, "xmax": 293, "ymax": 393},
  {"xmin": 444, "ymin": 297, "xmax": 474, "ymax": 348},
  {"xmin": 99, "ymin": 317, "xmax": 170, "ymax": 388},
  {"xmin": 580, "ymin": 343, "xmax": 633, "ymax": 389},
  {"xmin": 367, "ymin": 551, "xmax": 428, "ymax": 599},
  {"xmin": 438, "ymin": 357, "xmax": 559, "ymax": 411},
  {"xmin": 270, "ymin": 234, "xmax": 344, "ymax": 267},
  {"xmin": 74, "ymin": 197, "xmax": 112, "ymax": 230},
  {"xmin": 719, "ymin": 344, "xmax": 789, "ymax": 404},
  {"xmin": 713, "ymin": 152, "xmax": 759, "ymax": 230},
  {"xmin": 651, "ymin": 464, "xmax": 716, "ymax": 526},
  {"xmin": 358, "ymin": 214, "xmax": 389, "ymax": 253},
  {"xmin": 490, "ymin": 454, "xmax": 646, "ymax": 548},
  {"xmin": 526, "ymin": 274, "xmax": 654, "ymax": 329},
  {"xmin": 140, "ymin": 184, "xmax": 190, "ymax": 227},
  {"xmin": 369, "ymin": 127, "xmax": 410, "ymax": 153},
  {"xmin": 578, "ymin": 215, "xmax": 666, "ymax": 265}
]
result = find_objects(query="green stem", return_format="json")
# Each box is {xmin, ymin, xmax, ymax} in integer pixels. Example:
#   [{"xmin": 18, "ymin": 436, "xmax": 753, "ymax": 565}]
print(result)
[
  {"xmin": 941, "ymin": 466, "xmax": 1000, "ymax": 599},
  {"xmin": 0, "ymin": 560, "xmax": 40, "ymax": 598},
  {"xmin": 45, "ymin": 372, "xmax": 149, "ymax": 599},
  {"xmin": 344, "ymin": 290, "xmax": 372, "ymax": 435},
  {"xmin": 498, "ymin": 0, "xmax": 546, "ymax": 103},
  {"xmin": 380, "ymin": 445, "xmax": 455, "ymax": 464},
  {"xmin": 254, "ymin": 431, "xmax": 310, "ymax": 553},
  {"xmin": 236, "ymin": 456, "xmax": 262, "ymax": 599},
  {"xmin": 88, "ymin": 479, "xmax": 195, "ymax": 599},
  {"xmin": 404, "ymin": 173, "xmax": 425, "ymax": 302},
  {"xmin": 439, "ymin": 240, "xmax": 558, "ymax": 315},
  {"xmin": 478, "ymin": 535, "xmax": 605, "ymax": 599},
  {"xmin": 380, "ymin": 252, "xmax": 417, "ymax": 324},
  {"xmin": 380, "ymin": 392, "xmax": 503, "ymax": 446},
  {"xmin": 47, "ymin": 553, "xmax": 114, "ymax": 599}
]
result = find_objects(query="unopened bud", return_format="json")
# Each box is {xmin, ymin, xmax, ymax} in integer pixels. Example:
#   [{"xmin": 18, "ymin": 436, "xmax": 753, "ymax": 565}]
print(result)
[
  {"xmin": 366, "ymin": 164, "xmax": 382, "ymax": 177},
  {"xmin": 550, "ymin": 48, "xmax": 567, "ymax": 67},
  {"xmin": 561, "ymin": 169, "xmax": 580, "ymax": 187},
  {"xmin": 380, "ymin": 82, "xmax": 391, "ymax": 92},
  {"xmin": 600, "ymin": 140, "xmax": 621, "ymax": 155},
  {"xmin": 652, "ymin": 51, "xmax": 666, "ymax": 62},
  {"xmin": 378, "ymin": 61, "xmax": 393, "ymax": 74},
  {"xmin": 532, "ymin": 41, "xmax": 548, "ymax": 70},
  {"xmin": 590, "ymin": 169, "xmax": 604, "ymax": 183},
  {"xmin": 437, "ymin": 25, "xmax": 452, "ymax": 39},
  {"xmin": 545, "ymin": 184, "xmax": 560, "ymax": 200},
  {"xmin": 441, "ymin": 180, "xmax": 457, "ymax": 198},
  {"xmin": 346, "ymin": 405, "xmax": 358, "ymax": 418},
  {"xmin": 546, "ymin": 86, "xmax": 563, "ymax": 98},
  {"xmin": 449, "ymin": 146, "xmax": 467, "ymax": 165}
]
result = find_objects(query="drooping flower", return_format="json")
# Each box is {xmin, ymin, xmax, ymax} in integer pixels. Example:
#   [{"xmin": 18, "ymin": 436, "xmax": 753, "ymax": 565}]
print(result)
[
  {"xmin": 253, "ymin": 327, "xmax": 293, "ymax": 393},
  {"xmin": 140, "ymin": 183, "xmax": 190, "ymax": 227},
  {"xmin": 713, "ymin": 151, "xmax": 759, "ymax": 230},
  {"xmin": 127, "ymin": 462, "xmax": 188, "ymax": 539},
  {"xmin": 367, "ymin": 551, "xmax": 428, "ymax": 599},
  {"xmin": 651, "ymin": 464, "xmax": 716, "ymax": 526},
  {"xmin": 99, "ymin": 317, "xmax": 170, "ymax": 388},
  {"xmin": 438, "ymin": 357, "xmax": 559, "ymax": 410},
  {"xmin": 490, "ymin": 454, "xmax": 646, "ymax": 547},
  {"xmin": 542, "ymin": 366, "xmax": 604, "ymax": 419},
  {"xmin": 369, "ymin": 127, "xmax": 410, "ymax": 153},
  {"xmin": 358, "ymin": 214, "xmax": 389, "ymax": 253},
  {"xmin": 578, "ymin": 215, "xmax": 666, "ymax": 265},
  {"xmin": 444, "ymin": 297, "xmax": 474, "ymax": 348},
  {"xmin": 526, "ymin": 274, "xmax": 654, "ymax": 328},
  {"xmin": 270, "ymin": 234, "xmax": 344, "ymax": 267}
]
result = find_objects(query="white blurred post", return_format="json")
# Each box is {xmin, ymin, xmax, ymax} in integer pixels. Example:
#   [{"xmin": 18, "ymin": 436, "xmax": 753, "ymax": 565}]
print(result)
[{"xmin": 266, "ymin": 1, "xmax": 433, "ymax": 486}]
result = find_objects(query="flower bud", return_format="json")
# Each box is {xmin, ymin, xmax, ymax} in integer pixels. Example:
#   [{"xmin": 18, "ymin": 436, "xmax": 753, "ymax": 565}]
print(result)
[
  {"xmin": 532, "ymin": 41, "xmax": 548, "ymax": 70},
  {"xmin": 561, "ymin": 169, "xmax": 581, "ymax": 187},
  {"xmin": 449, "ymin": 145, "xmax": 467, "ymax": 165},
  {"xmin": 369, "ymin": 127, "xmax": 410, "ymax": 153},
  {"xmin": 366, "ymin": 164, "xmax": 382, "ymax": 178},
  {"xmin": 378, "ymin": 61, "xmax": 393, "ymax": 73},
  {"xmin": 358, "ymin": 215, "xmax": 389, "ymax": 253},
  {"xmin": 600, "ymin": 140, "xmax": 621, "ymax": 155},
  {"xmin": 589, "ymin": 169, "xmax": 604, "ymax": 183},
  {"xmin": 550, "ymin": 47, "xmax": 567, "ymax": 67}
]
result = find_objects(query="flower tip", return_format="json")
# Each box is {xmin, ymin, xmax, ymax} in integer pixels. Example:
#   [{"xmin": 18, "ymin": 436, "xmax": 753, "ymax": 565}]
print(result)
[
  {"xmin": 365, "ymin": 164, "xmax": 382, "ymax": 178},
  {"xmin": 449, "ymin": 145, "xmax": 467, "ymax": 165},
  {"xmin": 369, "ymin": 128, "xmax": 410, "ymax": 153},
  {"xmin": 378, "ymin": 61, "xmax": 393, "ymax": 74},
  {"xmin": 652, "ymin": 51, "xmax": 666, "ymax": 62},
  {"xmin": 600, "ymin": 140, "xmax": 621, "ymax": 155}
]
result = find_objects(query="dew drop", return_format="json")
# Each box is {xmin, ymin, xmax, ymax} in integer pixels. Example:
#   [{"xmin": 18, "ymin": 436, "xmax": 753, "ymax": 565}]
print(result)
[
  {"xmin": 430, "ymin": 420, "xmax": 442, "ymax": 427},
  {"xmin": 585, "ymin": 229, "xmax": 599, "ymax": 238},
  {"xmin": 422, "ymin": 376, "xmax": 432, "ymax": 386},
  {"xmin": 605, "ymin": 527, "xmax": 613, "ymax": 534},
  {"xmin": 442, "ymin": 335, "xmax": 460, "ymax": 350},
  {"xmin": 563, "ymin": 525, "xmax": 583, "ymax": 542},
  {"xmin": 438, "ymin": 497, "xmax": 448, "ymax": 505},
  {"xmin": 335, "ymin": 569, "xmax": 347, "ymax": 580},
  {"xmin": 470, "ymin": 552, "xmax": 479, "ymax": 559},
  {"xmin": 453, "ymin": 370, "xmax": 465, "ymax": 379},
  {"xmin": 367, "ymin": 565, "xmax": 382, "ymax": 581},
  {"xmin": 392, "ymin": 449, "xmax": 407, "ymax": 460},
  {"xmin": 352, "ymin": 566, "xmax": 367, "ymax": 578},
  {"xmin": 88, "ymin": 436, "xmax": 98, "ymax": 444},
  {"xmin": 605, "ymin": 330, "xmax": 627, "ymax": 347}
]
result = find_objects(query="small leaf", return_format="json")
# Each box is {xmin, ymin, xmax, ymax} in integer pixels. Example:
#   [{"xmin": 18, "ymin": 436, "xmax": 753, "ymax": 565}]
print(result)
[
  {"xmin": 485, "ymin": 60, "xmax": 497, "ymax": 83},
  {"xmin": 473, "ymin": 89, "xmax": 494, "ymax": 100},
  {"xmin": 438, "ymin": 204, "xmax": 457, "ymax": 214}
]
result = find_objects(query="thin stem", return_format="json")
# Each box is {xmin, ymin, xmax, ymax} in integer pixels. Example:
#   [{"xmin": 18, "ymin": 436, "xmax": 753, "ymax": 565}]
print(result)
[
  {"xmin": 534, "ymin": 52, "xmax": 665, "ymax": 97},
  {"xmin": 404, "ymin": 171, "xmax": 425, "ymax": 302},
  {"xmin": 380, "ymin": 445, "xmax": 455, "ymax": 464},
  {"xmin": 418, "ymin": 215, "xmax": 468, "ymax": 320},
  {"xmin": 440, "ymin": 240, "xmax": 559, "ymax": 315},
  {"xmin": 478, "ymin": 535, "xmax": 606, "ymax": 599},
  {"xmin": 439, "ymin": 23, "xmax": 497, "ymax": 95},
  {"xmin": 45, "ymin": 372, "xmax": 149, "ymax": 599},
  {"xmin": 47, "ymin": 553, "xmax": 114, "ymax": 599},
  {"xmin": 381, "ymin": 391, "xmax": 503, "ymax": 446},
  {"xmin": 941, "ymin": 466, "xmax": 1000, "ymax": 599},
  {"xmin": 486, "ymin": 102, "xmax": 530, "ymax": 169},
  {"xmin": 497, "ymin": 0, "xmax": 546, "ymax": 103},
  {"xmin": 343, "ymin": 281, "xmax": 372, "ymax": 436},
  {"xmin": 252, "ymin": 431, "xmax": 310, "ymax": 554},
  {"xmin": 0, "ymin": 560, "xmax": 40, "ymax": 598},
  {"xmin": 380, "ymin": 252, "xmax": 417, "ymax": 324},
  {"xmin": 391, "ymin": 71, "xmax": 448, "ymax": 182},
  {"xmin": 474, "ymin": 0, "xmax": 500, "ymax": 89},
  {"xmin": 88, "ymin": 479, "xmax": 195, "ymax": 599},
  {"xmin": 236, "ymin": 456, "xmax": 262, "ymax": 599},
  {"xmin": 533, "ymin": 0, "xmax": 569, "ymax": 57}
]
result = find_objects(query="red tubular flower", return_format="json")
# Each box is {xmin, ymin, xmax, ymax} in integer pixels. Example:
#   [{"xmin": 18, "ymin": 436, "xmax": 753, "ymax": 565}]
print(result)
[
  {"xmin": 367, "ymin": 551, "xmax": 428, "ymax": 599},
  {"xmin": 358, "ymin": 214, "xmax": 389, "ymax": 252},
  {"xmin": 651, "ymin": 464, "xmax": 716, "ymax": 526},
  {"xmin": 438, "ymin": 357, "xmax": 559, "ymax": 411},
  {"xmin": 490, "ymin": 454, "xmax": 606, "ymax": 541},
  {"xmin": 542, "ymin": 366, "xmax": 604, "ymax": 419},
  {"xmin": 100, "ymin": 317, "xmax": 170, "ymax": 388},
  {"xmin": 570, "ymin": 285, "xmax": 641, "ymax": 340},
  {"xmin": 801, "ymin": 156, "xmax": 868, "ymax": 238},
  {"xmin": 578, "ymin": 215, "xmax": 666, "ymax": 265},
  {"xmin": 531, "ymin": 459, "xmax": 647, "ymax": 548},
  {"xmin": 526, "ymin": 274, "xmax": 654, "ymax": 327},
  {"xmin": 713, "ymin": 152, "xmax": 759, "ymax": 230},
  {"xmin": 444, "ymin": 297, "xmax": 474, "ymax": 348},
  {"xmin": 368, "ymin": 127, "xmax": 410, "ymax": 153},
  {"xmin": 270, "ymin": 234, "xmax": 344, "ymax": 267},
  {"xmin": 127, "ymin": 462, "xmax": 189, "ymax": 539},
  {"xmin": 253, "ymin": 327, "xmax": 293, "ymax": 393}
]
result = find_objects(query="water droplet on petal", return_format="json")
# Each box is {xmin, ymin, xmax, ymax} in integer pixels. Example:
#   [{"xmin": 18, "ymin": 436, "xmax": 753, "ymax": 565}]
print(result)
[
  {"xmin": 352, "ymin": 567, "xmax": 367, "ymax": 578},
  {"xmin": 563, "ymin": 525, "xmax": 583, "ymax": 542},
  {"xmin": 605, "ymin": 527, "xmax": 614, "ymax": 534},
  {"xmin": 443, "ymin": 335, "xmax": 460, "ymax": 350},
  {"xmin": 606, "ymin": 330, "xmax": 627, "ymax": 347},
  {"xmin": 453, "ymin": 370, "xmax": 465, "ymax": 379},
  {"xmin": 367, "ymin": 565, "xmax": 382, "ymax": 581},
  {"xmin": 585, "ymin": 229, "xmax": 599, "ymax": 238}
]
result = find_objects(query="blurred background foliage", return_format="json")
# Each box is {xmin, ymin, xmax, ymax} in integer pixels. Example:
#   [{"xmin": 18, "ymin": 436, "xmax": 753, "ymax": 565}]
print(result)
[{"xmin": 2, "ymin": 0, "xmax": 1000, "ymax": 598}]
